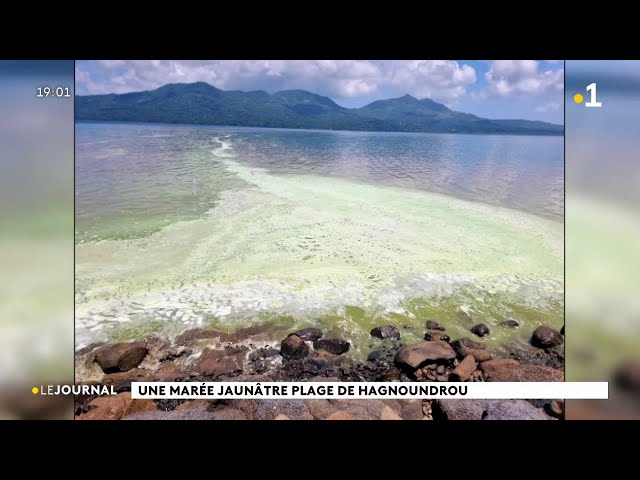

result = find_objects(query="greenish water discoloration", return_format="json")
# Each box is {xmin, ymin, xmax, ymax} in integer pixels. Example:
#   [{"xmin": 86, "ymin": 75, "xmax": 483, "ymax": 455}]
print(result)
[{"xmin": 76, "ymin": 130, "xmax": 563, "ymax": 352}]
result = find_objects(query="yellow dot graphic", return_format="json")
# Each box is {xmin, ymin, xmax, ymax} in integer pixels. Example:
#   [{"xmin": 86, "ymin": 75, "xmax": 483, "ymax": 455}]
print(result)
[
  {"xmin": 32, "ymin": 387, "xmax": 39, "ymax": 394},
  {"xmin": 574, "ymin": 93, "xmax": 584, "ymax": 104}
]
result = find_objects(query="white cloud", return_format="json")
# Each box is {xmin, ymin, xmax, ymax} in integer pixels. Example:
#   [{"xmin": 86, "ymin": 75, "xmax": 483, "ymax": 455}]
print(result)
[
  {"xmin": 75, "ymin": 60, "xmax": 478, "ymax": 104},
  {"xmin": 386, "ymin": 60, "xmax": 476, "ymax": 102},
  {"xmin": 484, "ymin": 60, "xmax": 563, "ymax": 97},
  {"xmin": 535, "ymin": 101, "xmax": 561, "ymax": 112}
]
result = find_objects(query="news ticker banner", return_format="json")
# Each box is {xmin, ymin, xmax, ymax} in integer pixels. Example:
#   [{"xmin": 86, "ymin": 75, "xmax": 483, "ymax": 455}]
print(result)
[{"xmin": 129, "ymin": 382, "xmax": 608, "ymax": 400}]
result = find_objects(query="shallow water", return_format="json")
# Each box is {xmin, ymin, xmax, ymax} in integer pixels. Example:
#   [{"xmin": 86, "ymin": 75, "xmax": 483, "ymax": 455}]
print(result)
[{"xmin": 75, "ymin": 123, "xmax": 564, "ymax": 355}]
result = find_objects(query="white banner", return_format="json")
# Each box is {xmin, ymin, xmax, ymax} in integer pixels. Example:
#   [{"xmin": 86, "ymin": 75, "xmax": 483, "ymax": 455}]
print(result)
[{"xmin": 131, "ymin": 381, "xmax": 608, "ymax": 400}]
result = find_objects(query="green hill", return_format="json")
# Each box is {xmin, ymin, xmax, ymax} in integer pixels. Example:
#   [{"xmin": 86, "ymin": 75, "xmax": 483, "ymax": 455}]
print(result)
[{"xmin": 76, "ymin": 82, "xmax": 563, "ymax": 135}]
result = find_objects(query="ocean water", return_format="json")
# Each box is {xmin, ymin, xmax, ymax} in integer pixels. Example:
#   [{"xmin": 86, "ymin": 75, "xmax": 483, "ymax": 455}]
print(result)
[{"xmin": 75, "ymin": 122, "xmax": 564, "ymax": 355}]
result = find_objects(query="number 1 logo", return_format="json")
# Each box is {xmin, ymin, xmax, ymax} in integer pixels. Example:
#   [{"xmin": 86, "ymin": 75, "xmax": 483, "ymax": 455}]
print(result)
[{"xmin": 585, "ymin": 83, "xmax": 602, "ymax": 108}]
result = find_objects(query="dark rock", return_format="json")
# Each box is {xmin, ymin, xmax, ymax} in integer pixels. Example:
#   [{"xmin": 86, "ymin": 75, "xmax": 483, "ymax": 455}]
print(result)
[
  {"xmin": 367, "ymin": 350, "xmax": 388, "ymax": 362},
  {"xmin": 426, "ymin": 320, "xmax": 445, "ymax": 331},
  {"xmin": 123, "ymin": 410, "xmax": 217, "ymax": 420},
  {"xmin": 249, "ymin": 347, "xmax": 280, "ymax": 361},
  {"xmin": 302, "ymin": 357, "xmax": 329, "ymax": 375},
  {"xmin": 614, "ymin": 361, "xmax": 640, "ymax": 394},
  {"xmin": 292, "ymin": 328, "xmax": 323, "ymax": 342},
  {"xmin": 281, "ymin": 335, "xmax": 309, "ymax": 359},
  {"xmin": 94, "ymin": 341, "xmax": 148, "ymax": 373},
  {"xmin": 546, "ymin": 399, "xmax": 564, "ymax": 419},
  {"xmin": 313, "ymin": 338, "xmax": 350, "ymax": 355},
  {"xmin": 531, "ymin": 326, "xmax": 564, "ymax": 349},
  {"xmin": 450, "ymin": 355, "xmax": 477, "ymax": 382},
  {"xmin": 560, "ymin": 325, "xmax": 564, "ymax": 335},
  {"xmin": 470, "ymin": 324, "xmax": 490, "ymax": 337},
  {"xmin": 500, "ymin": 320, "xmax": 520, "ymax": 328},
  {"xmin": 254, "ymin": 399, "xmax": 313, "ymax": 420},
  {"xmin": 394, "ymin": 341, "xmax": 456, "ymax": 369},
  {"xmin": 194, "ymin": 346, "xmax": 247, "ymax": 377},
  {"xmin": 504, "ymin": 342, "xmax": 565, "ymax": 369},
  {"xmin": 482, "ymin": 400, "xmax": 553, "ymax": 420},
  {"xmin": 370, "ymin": 325, "xmax": 400, "ymax": 340},
  {"xmin": 424, "ymin": 332, "xmax": 450, "ymax": 342},
  {"xmin": 451, "ymin": 337, "xmax": 485, "ymax": 357}
]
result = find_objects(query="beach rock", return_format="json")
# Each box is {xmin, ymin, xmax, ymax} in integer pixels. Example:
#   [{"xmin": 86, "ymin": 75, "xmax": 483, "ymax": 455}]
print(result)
[
  {"xmin": 451, "ymin": 337, "xmax": 485, "ymax": 357},
  {"xmin": 328, "ymin": 399, "xmax": 388, "ymax": 420},
  {"xmin": 450, "ymin": 355, "xmax": 477, "ymax": 382},
  {"xmin": 399, "ymin": 400, "xmax": 424, "ymax": 420},
  {"xmin": 211, "ymin": 409, "xmax": 247, "ymax": 420},
  {"xmin": 501, "ymin": 320, "xmax": 520, "ymax": 328},
  {"xmin": 123, "ymin": 410, "xmax": 217, "ymax": 420},
  {"xmin": 469, "ymin": 349, "xmax": 492, "ymax": 362},
  {"xmin": 274, "ymin": 414, "xmax": 290, "ymax": 420},
  {"xmin": 434, "ymin": 399, "xmax": 487, "ymax": 420},
  {"xmin": 176, "ymin": 400, "xmax": 211, "ymax": 411},
  {"xmin": 102, "ymin": 368, "xmax": 151, "ymax": 392},
  {"xmin": 394, "ymin": 341, "xmax": 456, "ymax": 369},
  {"xmin": 426, "ymin": 320, "xmax": 445, "ymax": 331},
  {"xmin": 482, "ymin": 362, "xmax": 563, "ymax": 382},
  {"xmin": 504, "ymin": 342, "xmax": 564, "ymax": 369},
  {"xmin": 367, "ymin": 350, "xmax": 388, "ymax": 362},
  {"xmin": 483, "ymin": 400, "xmax": 552, "ymax": 420},
  {"xmin": 194, "ymin": 346, "xmax": 247, "ymax": 377},
  {"xmin": 380, "ymin": 406, "xmax": 403, "ymax": 420},
  {"xmin": 292, "ymin": 328, "xmax": 323, "ymax": 342},
  {"xmin": 302, "ymin": 356, "xmax": 329, "ymax": 375},
  {"xmin": 76, "ymin": 392, "xmax": 156, "ymax": 420},
  {"xmin": 424, "ymin": 332, "xmax": 450, "ymax": 342},
  {"xmin": 531, "ymin": 326, "xmax": 564, "ymax": 349},
  {"xmin": 370, "ymin": 325, "xmax": 400, "ymax": 340},
  {"xmin": 325, "ymin": 411, "xmax": 353, "ymax": 420},
  {"xmin": 254, "ymin": 399, "xmax": 314, "ymax": 420},
  {"xmin": 306, "ymin": 399, "xmax": 338, "ymax": 419},
  {"xmin": 480, "ymin": 358, "xmax": 520, "ymax": 376},
  {"xmin": 613, "ymin": 361, "xmax": 640, "ymax": 394},
  {"xmin": 313, "ymin": 338, "xmax": 350, "ymax": 355},
  {"xmin": 94, "ymin": 341, "xmax": 148, "ymax": 373},
  {"xmin": 154, "ymin": 362, "xmax": 188, "ymax": 381},
  {"xmin": 471, "ymin": 324, "xmax": 490, "ymax": 337},
  {"xmin": 280, "ymin": 335, "xmax": 309, "ymax": 360},
  {"xmin": 546, "ymin": 399, "xmax": 564, "ymax": 419}
]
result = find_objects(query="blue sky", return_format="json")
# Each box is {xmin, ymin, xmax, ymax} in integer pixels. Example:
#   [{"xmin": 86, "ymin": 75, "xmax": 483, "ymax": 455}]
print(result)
[{"xmin": 76, "ymin": 60, "xmax": 564, "ymax": 124}]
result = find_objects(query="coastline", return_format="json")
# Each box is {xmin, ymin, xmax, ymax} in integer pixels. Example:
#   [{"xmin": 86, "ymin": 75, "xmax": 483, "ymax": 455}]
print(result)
[{"xmin": 74, "ymin": 321, "xmax": 564, "ymax": 420}]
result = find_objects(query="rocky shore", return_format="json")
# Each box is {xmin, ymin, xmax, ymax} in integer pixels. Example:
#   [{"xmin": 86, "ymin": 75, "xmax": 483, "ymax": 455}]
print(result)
[{"xmin": 75, "ymin": 321, "xmax": 565, "ymax": 420}]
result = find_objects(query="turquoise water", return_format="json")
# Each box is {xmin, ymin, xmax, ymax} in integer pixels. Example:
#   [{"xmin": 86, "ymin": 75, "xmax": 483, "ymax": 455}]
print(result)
[{"xmin": 75, "ymin": 122, "xmax": 564, "ymax": 354}]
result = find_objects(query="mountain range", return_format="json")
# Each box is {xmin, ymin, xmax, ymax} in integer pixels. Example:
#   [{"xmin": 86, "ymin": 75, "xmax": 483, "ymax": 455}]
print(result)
[{"xmin": 75, "ymin": 82, "xmax": 563, "ymax": 135}]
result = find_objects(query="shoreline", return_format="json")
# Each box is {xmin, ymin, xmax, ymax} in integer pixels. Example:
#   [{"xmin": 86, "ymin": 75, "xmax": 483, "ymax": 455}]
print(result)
[{"xmin": 74, "ymin": 321, "xmax": 565, "ymax": 420}]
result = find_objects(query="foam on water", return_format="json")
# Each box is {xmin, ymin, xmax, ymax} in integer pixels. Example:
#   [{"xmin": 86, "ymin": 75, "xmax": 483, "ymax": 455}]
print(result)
[{"xmin": 75, "ymin": 141, "xmax": 563, "ymax": 351}]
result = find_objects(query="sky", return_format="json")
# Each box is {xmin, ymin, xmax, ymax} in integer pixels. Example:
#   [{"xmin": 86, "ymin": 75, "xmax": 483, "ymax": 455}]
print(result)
[{"xmin": 75, "ymin": 60, "xmax": 564, "ymax": 124}]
